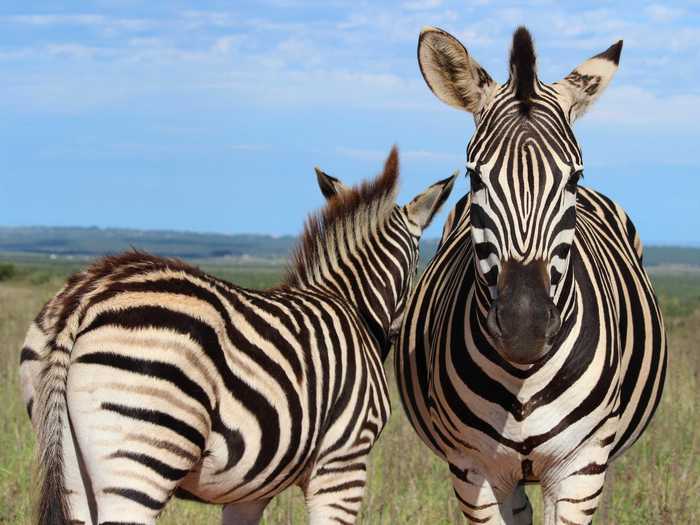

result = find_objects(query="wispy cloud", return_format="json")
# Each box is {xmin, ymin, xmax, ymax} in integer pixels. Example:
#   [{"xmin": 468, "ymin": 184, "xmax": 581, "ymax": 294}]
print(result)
[
  {"xmin": 645, "ymin": 4, "xmax": 685, "ymax": 23},
  {"xmin": 402, "ymin": 0, "xmax": 444, "ymax": 12},
  {"xmin": 588, "ymin": 85, "xmax": 700, "ymax": 127},
  {"xmin": 1, "ymin": 2, "xmax": 698, "ymax": 130},
  {"xmin": 336, "ymin": 146, "xmax": 462, "ymax": 164},
  {"xmin": 230, "ymin": 144, "xmax": 270, "ymax": 152}
]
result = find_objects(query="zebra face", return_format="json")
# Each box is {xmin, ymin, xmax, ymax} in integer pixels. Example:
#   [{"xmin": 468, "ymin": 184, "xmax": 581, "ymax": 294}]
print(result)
[
  {"xmin": 418, "ymin": 26, "xmax": 622, "ymax": 363},
  {"xmin": 466, "ymin": 128, "xmax": 582, "ymax": 296}
]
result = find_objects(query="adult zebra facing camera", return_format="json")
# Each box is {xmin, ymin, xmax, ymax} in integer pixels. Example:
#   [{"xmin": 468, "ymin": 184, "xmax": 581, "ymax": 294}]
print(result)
[
  {"xmin": 395, "ymin": 27, "xmax": 667, "ymax": 524},
  {"xmin": 20, "ymin": 147, "xmax": 456, "ymax": 525}
]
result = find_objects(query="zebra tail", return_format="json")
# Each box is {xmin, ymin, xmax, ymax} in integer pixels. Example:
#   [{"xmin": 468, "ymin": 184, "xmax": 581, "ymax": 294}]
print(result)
[{"xmin": 35, "ymin": 336, "xmax": 74, "ymax": 525}]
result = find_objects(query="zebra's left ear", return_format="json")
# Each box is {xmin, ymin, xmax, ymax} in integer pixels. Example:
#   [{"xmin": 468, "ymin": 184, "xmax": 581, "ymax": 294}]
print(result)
[
  {"xmin": 315, "ymin": 167, "xmax": 350, "ymax": 200},
  {"xmin": 405, "ymin": 171, "xmax": 458, "ymax": 230},
  {"xmin": 554, "ymin": 40, "xmax": 623, "ymax": 123}
]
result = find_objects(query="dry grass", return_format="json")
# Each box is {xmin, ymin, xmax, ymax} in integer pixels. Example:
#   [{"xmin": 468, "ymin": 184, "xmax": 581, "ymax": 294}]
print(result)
[{"xmin": 0, "ymin": 268, "xmax": 697, "ymax": 524}]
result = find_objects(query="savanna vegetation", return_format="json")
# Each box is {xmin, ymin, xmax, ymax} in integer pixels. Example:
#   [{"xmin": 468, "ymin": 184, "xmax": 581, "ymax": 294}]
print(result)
[{"xmin": 1, "ymin": 258, "xmax": 698, "ymax": 524}]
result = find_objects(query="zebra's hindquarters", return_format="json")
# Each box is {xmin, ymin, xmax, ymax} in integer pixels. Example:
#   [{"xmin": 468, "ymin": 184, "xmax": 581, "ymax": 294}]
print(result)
[{"xmin": 64, "ymin": 328, "xmax": 211, "ymax": 524}]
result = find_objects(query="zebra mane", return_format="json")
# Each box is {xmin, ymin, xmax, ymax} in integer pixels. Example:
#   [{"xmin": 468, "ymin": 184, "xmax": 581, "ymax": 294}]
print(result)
[
  {"xmin": 285, "ymin": 148, "xmax": 400, "ymax": 288},
  {"xmin": 509, "ymin": 26, "xmax": 537, "ymax": 113}
]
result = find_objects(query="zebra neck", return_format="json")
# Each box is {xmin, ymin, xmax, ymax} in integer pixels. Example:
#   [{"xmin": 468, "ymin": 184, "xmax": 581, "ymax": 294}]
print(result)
[{"xmin": 304, "ymin": 276, "xmax": 394, "ymax": 361}]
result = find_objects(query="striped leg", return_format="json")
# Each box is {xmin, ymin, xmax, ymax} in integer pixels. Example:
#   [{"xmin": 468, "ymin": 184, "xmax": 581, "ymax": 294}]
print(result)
[
  {"xmin": 511, "ymin": 483, "xmax": 533, "ymax": 525},
  {"xmin": 303, "ymin": 454, "xmax": 369, "ymax": 525},
  {"xmin": 543, "ymin": 461, "xmax": 608, "ymax": 524},
  {"xmin": 66, "ymin": 362, "xmax": 205, "ymax": 525},
  {"xmin": 542, "ymin": 433, "xmax": 614, "ymax": 525},
  {"xmin": 221, "ymin": 500, "xmax": 270, "ymax": 525},
  {"xmin": 449, "ymin": 463, "xmax": 527, "ymax": 525},
  {"xmin": 543, "ymin": 475, "xmax": 606, "ymax": 525}
]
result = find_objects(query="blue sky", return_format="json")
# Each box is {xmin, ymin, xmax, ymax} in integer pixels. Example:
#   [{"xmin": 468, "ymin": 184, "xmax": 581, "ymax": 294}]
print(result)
[{"xmin": 1, "ymin": 1, "xmax": 698, "ymax": 243}]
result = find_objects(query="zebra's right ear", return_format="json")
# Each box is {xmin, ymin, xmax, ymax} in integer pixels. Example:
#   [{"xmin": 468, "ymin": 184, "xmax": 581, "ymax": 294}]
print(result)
[
  {"xmin": 315, "ymin": 167, "xmax": 349, "ymax": 200},
  {"xmin": 418, "ymin": 27, "xmax": 497, "ymax": 114},
  {"xmin": 405, "ymin": 171, "xmax": 458, "ymax": 230}
]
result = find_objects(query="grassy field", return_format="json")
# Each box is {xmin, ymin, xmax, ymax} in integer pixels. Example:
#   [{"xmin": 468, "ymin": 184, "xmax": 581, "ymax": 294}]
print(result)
[{"xmin": 0, "ymin": 259, "xmax": 698, "ymax": 524}]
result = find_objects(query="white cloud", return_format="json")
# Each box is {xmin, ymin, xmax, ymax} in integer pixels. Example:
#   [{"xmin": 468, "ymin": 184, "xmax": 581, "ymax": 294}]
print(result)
[
  {"xmin": 230, "ymin": 144, "xmax": 269, "ymax": 151},
  {"xmin": 402, "ymin": 0, "xmax": 443, "ymax": 11},
  {"xmin": 212, "ymin": 35, "xmax": 241, "ymax": 54},
  {"xmin": 4, "ymin": 13, "xmax": 153, "ymax": 34},
  {"xmin": 644, "ymin": 4, "xmax": 684, "ymax": 22},
  {"xmin": 5, "ymin": 14, "xmax": 105, "ymax": 26},
  {"xmin": 337, "ymin": 146, "xmax": 461, "ymax": 164},
  {"xmin": 586, "ymin": 85, "xmax": 700, "ymax": 127},
  {"xmin": 45, "ymin": 44, "xmax": 102, "ymax": 60}
]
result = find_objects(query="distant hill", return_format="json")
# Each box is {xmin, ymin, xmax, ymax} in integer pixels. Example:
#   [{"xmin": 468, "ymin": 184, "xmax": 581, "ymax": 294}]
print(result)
[
  {"xmin": 0, "ymin": 226, "xmax": 296, "ymax": 261},
  {"xmin": 0, "ymin": 226, "xmax": 698, "ymax": 267}
]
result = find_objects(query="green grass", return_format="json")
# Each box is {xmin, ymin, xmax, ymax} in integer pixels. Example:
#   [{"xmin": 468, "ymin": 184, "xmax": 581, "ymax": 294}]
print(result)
[{"xmin": 1, "ymin": 262, "xmax": 698, "ymax": 523}]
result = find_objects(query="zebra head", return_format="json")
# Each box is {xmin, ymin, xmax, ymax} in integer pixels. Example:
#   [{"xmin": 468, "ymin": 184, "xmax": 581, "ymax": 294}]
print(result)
[
  {"xmin": 313, "ymin": 150, "xmax": 457, "ymax": 351},
  {"xmin": 418, "ymin": 26, "xmax": 622, "ymax": 364}
]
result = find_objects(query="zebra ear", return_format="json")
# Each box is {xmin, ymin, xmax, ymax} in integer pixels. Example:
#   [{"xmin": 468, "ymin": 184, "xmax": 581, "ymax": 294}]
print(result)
[
  {"xmin": 405, "ymin": 171, "xmax": 458, "ymax": 230},
  {"xmin": 315, "ymin": 167, "xmax": 349, "ymax": 200},
  {"xmin": 418, "ymin": 27, "xmax": 497, "ymax": 114},
  {"xmin": 554, "ymin": 40, "xmax": 623, "ymax": 122}
]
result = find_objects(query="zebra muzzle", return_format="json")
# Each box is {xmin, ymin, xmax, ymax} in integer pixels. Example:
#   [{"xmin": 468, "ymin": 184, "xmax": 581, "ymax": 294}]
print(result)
[{"xmin": 486, "ymin": 260, "xmax": 562, "ymax": 364}]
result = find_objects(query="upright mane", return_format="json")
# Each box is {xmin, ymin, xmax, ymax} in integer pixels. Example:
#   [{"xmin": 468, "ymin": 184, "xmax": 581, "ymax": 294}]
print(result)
[
  {"xmin": 509, "ymin": 26, "xmax": 537, "ymax": 113},
  {"xmin": 285, "ymin": 147, "xmax": 400, "ymax": 287}
]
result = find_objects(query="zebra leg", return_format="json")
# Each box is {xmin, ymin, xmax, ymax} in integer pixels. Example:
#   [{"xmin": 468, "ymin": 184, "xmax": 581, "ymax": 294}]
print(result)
[
  {"xmin": 302, "ymin": 454, "xmax": 369, "ymax": 524},
  {"xmin": 449, "ymin": 462, "xmax": 521, "ymax": 524},
  {"xmin": 66, "ymin": 362, "xmax": 205, "ymax": 525},
  {"xmin": 510, "ymin": 483, "xmax": 533, "ymax": 525},
  {"xmin": 221, "ymin": 499, "xmax": 270, "ymax": 525},
  {"xmin": 542, "ymin": 435, "xmax": 614, "ymax": 525},
  {"xmin": 543, "ymin": 467, "xmax": 607, "ymax": 525}
]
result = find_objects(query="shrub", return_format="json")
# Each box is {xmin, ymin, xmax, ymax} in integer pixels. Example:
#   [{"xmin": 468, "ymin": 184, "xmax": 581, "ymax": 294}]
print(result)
[{"xmin": 0, "ymin": 263, "xmax": 16, "ymax": 281}]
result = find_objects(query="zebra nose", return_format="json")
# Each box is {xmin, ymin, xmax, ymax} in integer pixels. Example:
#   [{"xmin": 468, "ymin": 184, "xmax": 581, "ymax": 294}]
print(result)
[{"xmin": 485, "ymin": 297, "xmax": 560, "ymax": 342}]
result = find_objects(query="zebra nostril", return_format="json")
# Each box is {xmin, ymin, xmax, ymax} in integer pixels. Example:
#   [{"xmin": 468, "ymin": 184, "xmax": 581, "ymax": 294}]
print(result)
[
  {"xmin": 487, "ymin": 302, "xmax": 503, "ymax": 338},
  {"xmin": 545, "ymin": 304, "xmax": 562, "ymax": 340}
]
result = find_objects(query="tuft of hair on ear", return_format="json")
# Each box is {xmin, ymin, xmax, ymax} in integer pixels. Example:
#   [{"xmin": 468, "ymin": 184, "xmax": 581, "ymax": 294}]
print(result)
[
  {"xmin": 509, "ymin": 26, "xmax": 537, "ymax": 114},
  {"xmin": 594, "ymin": 40, "xmax": 623, "ymax": 65}
]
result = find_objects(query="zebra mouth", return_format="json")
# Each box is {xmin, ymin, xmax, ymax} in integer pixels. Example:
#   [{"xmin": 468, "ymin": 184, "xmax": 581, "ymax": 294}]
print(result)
[{"xmin": 485, "ymin": 260, "xmax": 562, "ymax": 364}]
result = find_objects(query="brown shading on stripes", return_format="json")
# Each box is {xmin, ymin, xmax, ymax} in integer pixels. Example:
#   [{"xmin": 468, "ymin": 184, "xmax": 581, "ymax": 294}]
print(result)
[{"xmin": 95, "ymin": 382, "xmax": 210, "ymax": 429}]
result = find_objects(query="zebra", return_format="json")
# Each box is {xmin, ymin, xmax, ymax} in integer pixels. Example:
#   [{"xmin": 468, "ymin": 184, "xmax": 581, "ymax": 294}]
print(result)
[
  {"xmin": 20, "ymin": 147, "xmax": 456, "ymax": 525},
  {"xmin": 395, "ymin": 27, "xmax": 667, "ymax": 524}
]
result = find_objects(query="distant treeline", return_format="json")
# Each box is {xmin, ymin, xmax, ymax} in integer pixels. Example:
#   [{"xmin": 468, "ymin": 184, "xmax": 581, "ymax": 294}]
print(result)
[{"xmin": 0, "ymin": 226, "xmax": 697, "ymax": 267}]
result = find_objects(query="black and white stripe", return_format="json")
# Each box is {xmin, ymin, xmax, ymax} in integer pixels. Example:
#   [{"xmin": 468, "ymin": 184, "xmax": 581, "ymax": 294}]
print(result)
[
  {"xmin": 397, "ymin": 27, "xmax": 667, "ymax": 525},
  {"xmin": 21, "ymin": 148, "xmax": 455, "ymax": 525}
]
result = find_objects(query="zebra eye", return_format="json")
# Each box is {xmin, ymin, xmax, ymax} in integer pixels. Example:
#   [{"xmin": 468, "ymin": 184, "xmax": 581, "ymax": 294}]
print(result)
[
  {"xmin": 468, "ymin": 167, "xmax": 484, "ymax": 192},
  {"xmin": 566, "ymin": 170, "xmax": 583, "ymax": 190}
]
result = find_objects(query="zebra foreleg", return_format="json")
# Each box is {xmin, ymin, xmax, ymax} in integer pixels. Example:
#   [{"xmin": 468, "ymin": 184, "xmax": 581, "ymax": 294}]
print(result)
[
  {"xmin": 449, "ymin": 462, "xmax": 526, "ymax": 524},
  {"xmin": 510, "ymin": 483, "xmax": 533, "ymax": 525},
  {"xmin": 542, "ymin": 468, "xmax": 607, "ymax": 525},
  {"xmin": 302, "ymin": 454, "xmax": 369, "ymax": 524},
  {"xmin": 221, "ymin": 499, "xmax": 270, "ymax": 525}
]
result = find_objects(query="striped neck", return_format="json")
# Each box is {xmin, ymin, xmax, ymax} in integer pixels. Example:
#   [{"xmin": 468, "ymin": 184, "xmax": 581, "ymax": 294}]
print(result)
[{"xmin": 284, "ymin": 176, "xmax": 413, "ymax": 358}]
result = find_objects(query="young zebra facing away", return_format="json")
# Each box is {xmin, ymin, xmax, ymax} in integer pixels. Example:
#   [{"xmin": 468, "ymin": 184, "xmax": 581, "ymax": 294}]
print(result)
[{"xmin": 20, "ymin": 147, "xmax": 456, "ymax": 525}]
